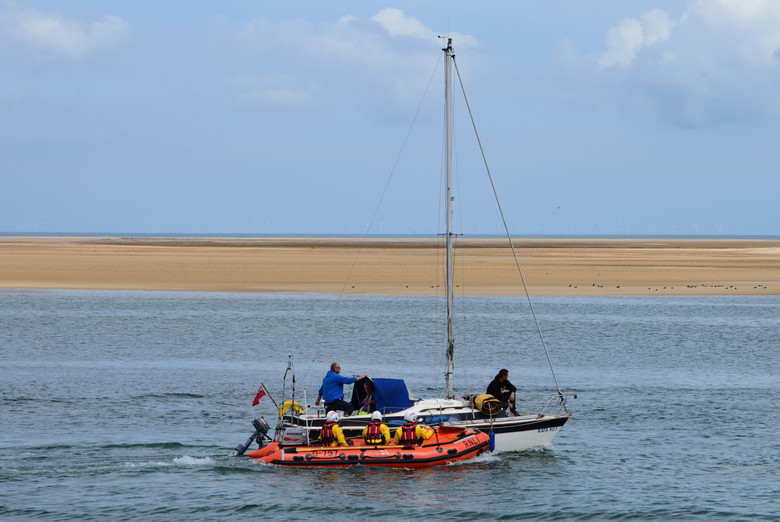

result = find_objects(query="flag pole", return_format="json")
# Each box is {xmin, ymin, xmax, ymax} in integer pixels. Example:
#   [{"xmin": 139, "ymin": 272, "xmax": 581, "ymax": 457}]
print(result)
[{"xmin": 261, "ymin": 383, "xmax": 279, "ymax": 409}]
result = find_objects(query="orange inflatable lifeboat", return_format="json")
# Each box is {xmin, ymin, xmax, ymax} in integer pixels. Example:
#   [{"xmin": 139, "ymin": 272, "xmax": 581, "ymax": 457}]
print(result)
[{"xmin": 246, "ymin": 426, "xmax": 490, "ymax": 468}]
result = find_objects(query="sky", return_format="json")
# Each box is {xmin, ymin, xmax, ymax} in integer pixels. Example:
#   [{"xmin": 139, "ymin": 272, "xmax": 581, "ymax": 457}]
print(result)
[{"xmin": 1, "ymin": 0, "xmax": 779, "ymax": 236}]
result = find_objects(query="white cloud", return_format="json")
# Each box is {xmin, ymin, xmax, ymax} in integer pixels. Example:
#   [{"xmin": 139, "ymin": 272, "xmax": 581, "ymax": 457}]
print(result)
[
  {"xmin": 599, "ymin": 17, "xmax": 643, "ymax": 68},
  {"xmin": 599, "ymin": 1, "xmax": 780, "ymax": 69},
  {"xmin": 10, "ymin": 7, "xmax": 129, "ymax": 60},
  {"xmin": 226, "ymin": 73, "xmax": 314, "ymax": 108},
  {"xmin": 599, "ymin": 8, "xmax": 674, "ymax": 68},
  {"xmin": 642, "ymin": 8, "xmax": 675, "ymax": 45},
  {"xmin": 689, "ymin": 0, "xmax": 780, "ymax": 67},
  {"xmin": 368, "ymin": 8, "xmax": 477, "ymax": 48},
  {"xmin": 371, "ymin": 8, "xmax": 436, "ymax": 40},
  {"xmin": 693, "ymin": 0, "xmax": 780, "ymax": 26},
  {"xmin": 587, "ymin": 0, "xmax": 780, "ymax": 125},
  {"xmin": 338, "ymin": 15, "xmax": 358, "ymax": 24},
  {"xmin": 221, "ymin": 10, "xmax": 477, "ymax": 112}
]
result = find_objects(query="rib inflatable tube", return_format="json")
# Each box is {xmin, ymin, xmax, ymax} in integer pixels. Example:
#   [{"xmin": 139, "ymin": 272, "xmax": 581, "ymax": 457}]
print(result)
[{"xmin": 246, "ymin": 426, "xmax": 489, "ymax": 468}]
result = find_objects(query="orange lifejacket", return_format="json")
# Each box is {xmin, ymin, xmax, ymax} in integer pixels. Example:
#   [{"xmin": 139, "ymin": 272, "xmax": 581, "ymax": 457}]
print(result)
[
  {"xmin": 321, "ymin": 421, "xmax": 337, "ymax": 445},
  {"xmin": 364, "ymin": 420, "xmax": 384, "ymax": 445},
  {"xmin": 401, "ymin": 422, "xmax": 420, "ymax": 446}
]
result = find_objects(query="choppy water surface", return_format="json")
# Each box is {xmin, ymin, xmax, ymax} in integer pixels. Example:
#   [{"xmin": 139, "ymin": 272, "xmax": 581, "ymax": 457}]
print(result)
[{"xmin": 1, "ymin": 290, "xmax": 778, "ymax": 520}]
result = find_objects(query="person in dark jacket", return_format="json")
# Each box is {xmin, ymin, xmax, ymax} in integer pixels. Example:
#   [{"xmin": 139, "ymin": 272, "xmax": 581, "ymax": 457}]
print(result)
[
  {"xmin": 360, "ymin": 379, "xmax": 376, "ymax": 414},
  {"xmin": 487, "ymin": 369, "xmax": 517, "ymax": 414}
]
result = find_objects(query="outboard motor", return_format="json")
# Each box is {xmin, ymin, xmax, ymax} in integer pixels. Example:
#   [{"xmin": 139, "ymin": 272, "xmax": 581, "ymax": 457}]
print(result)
[
  {"xmin": 234, "ymin": 417, "xmax": 272, "ymax": 456},
  {"xmin": 234, "ymin": 432, "xmax": 257, "ymax": 456},
  {"xmin": 253, "ymin": 417, "xmax": 271, "ymax": 439}
]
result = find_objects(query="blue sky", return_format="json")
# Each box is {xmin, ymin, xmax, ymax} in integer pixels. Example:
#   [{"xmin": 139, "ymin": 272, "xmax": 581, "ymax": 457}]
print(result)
[{"xmin": 1, "ymin": 0, "xmax": 778, "ymax": 236}]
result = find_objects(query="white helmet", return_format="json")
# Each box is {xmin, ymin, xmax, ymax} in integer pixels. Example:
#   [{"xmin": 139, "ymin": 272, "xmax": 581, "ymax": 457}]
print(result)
[
  {"xmin": 371, "ymin": 411, "xmax": 383, "ymax": 422},
  {"xmin": 403, "ymin": 410, "xmax": 417, "ymax": 423},
  {"xmin": 326, "ymin": 410, "xmax": 339, "ymax": 422}
]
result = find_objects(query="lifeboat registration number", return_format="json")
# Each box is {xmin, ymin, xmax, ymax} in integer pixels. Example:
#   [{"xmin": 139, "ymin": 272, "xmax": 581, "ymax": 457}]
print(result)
[
  {"xmin": 310, "ymin": 450, "xmax": 340, "ymax": 457},
  {"xmin": 308, "ymin": 449, "xmax": 390, "ymax": 457}
]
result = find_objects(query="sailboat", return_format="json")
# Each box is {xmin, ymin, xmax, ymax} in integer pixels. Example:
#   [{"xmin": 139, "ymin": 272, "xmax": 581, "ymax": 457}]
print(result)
[{"xmin": 238, "ymin": 38, "xmax": 574, "ymax": 455}]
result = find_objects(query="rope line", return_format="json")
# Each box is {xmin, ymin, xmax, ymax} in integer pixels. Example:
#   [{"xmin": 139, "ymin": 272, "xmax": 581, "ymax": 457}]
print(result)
[{"xmin": 452, "ymin": 57, "xmax": 563, "ymax": 397}]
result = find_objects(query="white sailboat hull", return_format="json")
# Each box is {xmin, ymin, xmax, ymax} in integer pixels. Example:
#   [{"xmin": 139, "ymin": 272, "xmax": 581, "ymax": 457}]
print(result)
[
  {"xmin": 282, "ymin": 397, "xmax": 571, "ymax": 453},
  {"xmin": 396, "ymin": 398, "xmax": 570, "ymax": 452},
  {"xmin": 491, "ymin": 420, "xmax": 566, "ymax": 452}
]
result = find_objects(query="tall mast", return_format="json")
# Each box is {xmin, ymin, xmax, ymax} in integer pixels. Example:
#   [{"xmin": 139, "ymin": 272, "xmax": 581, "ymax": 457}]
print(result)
[{"xmin": 444, "ymin": 38, "xmax": 455, "ymax": 400}]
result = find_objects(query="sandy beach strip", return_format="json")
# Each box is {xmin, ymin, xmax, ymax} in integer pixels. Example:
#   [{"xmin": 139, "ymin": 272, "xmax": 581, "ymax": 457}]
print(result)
[{"xmin": 1, "ymin": 237, "xmax": 778, "ymax": 296}]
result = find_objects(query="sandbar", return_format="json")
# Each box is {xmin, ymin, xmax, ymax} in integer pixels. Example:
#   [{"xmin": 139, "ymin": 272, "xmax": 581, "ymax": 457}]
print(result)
[{"xmin": 1, "ymin": 237, "xmax": 778, "ymax": 296}]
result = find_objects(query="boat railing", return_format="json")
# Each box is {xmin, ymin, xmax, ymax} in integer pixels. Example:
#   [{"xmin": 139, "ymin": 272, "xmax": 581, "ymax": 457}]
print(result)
[{"xmin": 530, "ymin": 392, "xmax": 577, "ymax": 416}]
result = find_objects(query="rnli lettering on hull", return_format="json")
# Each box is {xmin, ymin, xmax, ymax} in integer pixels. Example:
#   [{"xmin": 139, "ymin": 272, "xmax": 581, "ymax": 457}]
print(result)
[
  {"xmin": 463, "ymin": 437, "xmax": 480, "ymax": 448},
  {"xmin": 537, "ymin": 427, "xmax": 558, "ymax": 433}
]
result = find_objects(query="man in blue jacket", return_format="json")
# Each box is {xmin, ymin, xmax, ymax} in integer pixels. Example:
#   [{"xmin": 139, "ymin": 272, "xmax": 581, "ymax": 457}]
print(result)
[{"xmin": 314, "ymin": 362, "xmax": 367, "ymax": 417}]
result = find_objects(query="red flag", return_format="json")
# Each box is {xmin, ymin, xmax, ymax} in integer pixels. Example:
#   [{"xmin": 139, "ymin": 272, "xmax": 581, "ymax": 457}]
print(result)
[{"xmin": 252, "ymin": 386, "xmax": 266, "ymax": 406}]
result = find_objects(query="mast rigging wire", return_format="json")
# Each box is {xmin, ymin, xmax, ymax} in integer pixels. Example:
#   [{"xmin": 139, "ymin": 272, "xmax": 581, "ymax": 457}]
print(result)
[{"xmin": 452, "ymin": 57, "xmax": 564, "ymax": 398}]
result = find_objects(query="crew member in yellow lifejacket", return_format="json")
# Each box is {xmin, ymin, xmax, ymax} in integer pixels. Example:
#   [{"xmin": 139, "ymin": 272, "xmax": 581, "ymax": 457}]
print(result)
[
  {"xmin": 318, "ymin": 410, "xmax": 348, "ymax": 447},
  {"xmin": 362, "ymin": 411, "xmax": 391, "ymax": 445},
  {"xmin": 393, "ymin": 410, "xmax": 434, "ymax": 446}
]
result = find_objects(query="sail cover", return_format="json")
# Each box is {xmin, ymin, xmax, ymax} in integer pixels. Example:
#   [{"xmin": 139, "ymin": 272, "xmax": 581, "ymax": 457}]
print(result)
[{"xmin": 350, "ymin": 377, "xmax": 414, "ymax": 414}]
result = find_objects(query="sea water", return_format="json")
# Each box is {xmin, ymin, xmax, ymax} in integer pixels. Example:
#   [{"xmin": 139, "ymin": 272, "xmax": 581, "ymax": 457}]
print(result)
[{"xmin": 1, "ymin": 290, "xmax": 778, "ymax": 520}]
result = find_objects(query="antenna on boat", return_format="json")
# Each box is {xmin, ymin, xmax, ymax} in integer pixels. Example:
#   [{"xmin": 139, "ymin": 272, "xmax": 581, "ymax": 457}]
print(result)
[
  {"xmin": 443, "ymin": 37, "xmax": 456, "ymax": 400},
  {"xmin": 282, "ymin": 354, "xmax": 295, "ymax": 407}
]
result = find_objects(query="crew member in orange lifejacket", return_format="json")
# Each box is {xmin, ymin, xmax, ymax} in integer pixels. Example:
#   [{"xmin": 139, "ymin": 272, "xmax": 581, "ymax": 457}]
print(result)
[
  {"xmin": 362, "ymin": 411, "xmax": 391, "ymax": 445},
  {"xmin": 393, "ymin": 410, "xmax": 434, "ymax": 446},
  {"xmin": 318, "ymin": 410, "xmax": 348, "ymax": 447}
]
